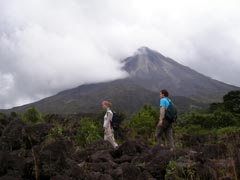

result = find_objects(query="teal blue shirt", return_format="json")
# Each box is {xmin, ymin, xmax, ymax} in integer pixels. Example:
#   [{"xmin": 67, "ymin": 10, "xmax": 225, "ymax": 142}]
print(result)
[{"xmin": 160, "ymin": 97, "xmax": 170, "ymax": 110}]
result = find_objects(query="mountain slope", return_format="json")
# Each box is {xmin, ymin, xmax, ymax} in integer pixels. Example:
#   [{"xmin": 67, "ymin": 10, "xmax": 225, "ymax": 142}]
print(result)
[
  {"xmin": 2, "ymin": 47, "xmax": 239, "ymax": 115},
  {"xmin": 6, "ymin": 79, "xmax": 206, "ymax": 115},
  {"xmin": 123, "ymin": 47, "xmax": 238, "ymax": 102}
]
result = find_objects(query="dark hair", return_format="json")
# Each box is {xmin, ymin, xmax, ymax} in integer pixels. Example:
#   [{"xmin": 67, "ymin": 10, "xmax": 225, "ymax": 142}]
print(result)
[{"xmin": 160, "ymin": 89, "xmax": 169, "ymax": 97}]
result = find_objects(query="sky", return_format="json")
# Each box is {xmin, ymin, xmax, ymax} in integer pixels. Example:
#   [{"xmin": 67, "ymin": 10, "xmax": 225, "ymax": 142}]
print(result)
[{"xmin": 0, "ymin": 0, "xmax": 240, "ymax": 109}]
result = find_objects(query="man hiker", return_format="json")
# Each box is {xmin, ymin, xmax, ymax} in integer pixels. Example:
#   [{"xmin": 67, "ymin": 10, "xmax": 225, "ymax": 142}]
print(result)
[{"xmin": 156, "ymin": 89, "xmax": 175, "ymax": 149}]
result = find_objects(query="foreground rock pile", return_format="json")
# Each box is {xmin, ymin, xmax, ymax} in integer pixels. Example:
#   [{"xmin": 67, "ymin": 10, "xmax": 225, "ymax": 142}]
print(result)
[{"xmin": 0, "ymin": 118, "xmax": 239, "ymax": 180}]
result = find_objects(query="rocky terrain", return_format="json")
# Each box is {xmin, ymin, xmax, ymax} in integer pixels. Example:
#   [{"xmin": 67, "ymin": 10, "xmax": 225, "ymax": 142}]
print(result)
[{"xmin": 0, "ymin": 114, "xmax": 239, "ymax": 180}]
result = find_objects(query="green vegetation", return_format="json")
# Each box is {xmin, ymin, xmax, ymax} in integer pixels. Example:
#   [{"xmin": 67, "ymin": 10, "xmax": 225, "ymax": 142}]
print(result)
[
  {"xmin": 44, "ymin": 126, "xmax": 64, "ymax": 145},
  {"xmin": 75, "ymin": 117, "xmax": 102, "ymax": 148},
  {"xmin": 10, "ymin": 111, "xmax": 18, "ymax": 118},
  {"xmin": 175, "ymin": 90, "xmax": 240, "ymax": 137},
  {"xmin": 223, "ymin": 90, "xmax": 240, "ymax": 113},
  {"xmin": 118, "ymin": 90, "xmax": 240, "ymax": 146},
  {"xmin": 121, "ymin": 105, "xmax": 158, "ymax": 144},
  {"xmin": 0, "ymin": 112, "xmax": 6, "ymax": 119},
  {"xmin": 7, "ymin": 90, "xmax": 239, "ymax": 148},
  {"xmin": 165, "ymin": 160, "xmax": 178, "ymax": 180},
  {"xmin": 1, "ymin": 91, "xmax": 239, "ymax": 179},
  {"xmin": 23, "ymin": 107, "xmax": 43, "ymax": 124}
]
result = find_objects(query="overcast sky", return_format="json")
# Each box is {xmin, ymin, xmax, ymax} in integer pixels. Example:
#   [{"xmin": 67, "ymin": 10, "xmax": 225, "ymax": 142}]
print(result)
[{"xmin": 0, "ymin": 0, "xmax": 240, "ymax": 109}]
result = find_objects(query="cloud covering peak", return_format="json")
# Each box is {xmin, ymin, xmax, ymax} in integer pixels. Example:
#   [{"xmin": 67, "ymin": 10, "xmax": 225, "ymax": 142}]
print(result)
[{"xmin": 1, "ymin": 0, "xmax": 240, "ymax": 108}]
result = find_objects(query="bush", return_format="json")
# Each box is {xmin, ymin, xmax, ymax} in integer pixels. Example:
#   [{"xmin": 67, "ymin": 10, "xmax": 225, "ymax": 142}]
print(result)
[
  {"xmin": 75, "ymin": 118, "xmax": 102, "ymax": 147},
  {"xmin": 178, "ymin": 112, "xmax": 214, "ymax": 129},
  {"xmin": 44, "ymin": 126, "xmax": 64, "ymax": 145},
  {"xmin": 0, "ymin": 112, "xmax": 6, "ymax": 119},
  {"xmin": 23, "ymin": 107, "xmax": 43, "ymax": 124},
  {"xmin": 10, "ymin": 112, "xmax": 18, "ymax": 118},
  {"xmin": 213, "ymin": 111, "xmax": 236, "ymax": 128},
  {"xmin": 125, "ymin": 105, "xmax": 158, "ymax": 143},
  {"xmin": 178, "ymin": 111, "xmax": 238, "ymax": 130},
  {"xmin": 223, "ymin": 90, "xmax": 240, "ymax": 114},
  {"xmin": 209, "ymin": 102, "xmax": 224, "ymax": 113},
  {"xmin": 215, "ymin": 126, "xmax": 240, "ymax": 136}
]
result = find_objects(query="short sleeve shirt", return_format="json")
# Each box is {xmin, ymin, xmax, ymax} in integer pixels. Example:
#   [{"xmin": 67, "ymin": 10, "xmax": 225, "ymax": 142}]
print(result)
[
  {"xmin": 160, "ymin": 98, "xmax": 170, "ymax": 110},
  {"xmin": 103, "ymin": 109, "xmax": 113, "ymax": 128}
]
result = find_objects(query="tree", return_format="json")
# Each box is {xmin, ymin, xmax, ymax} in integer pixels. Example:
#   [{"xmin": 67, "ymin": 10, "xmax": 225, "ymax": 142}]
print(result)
[
  {"xmin": 23, "ymin": 107, "xmax": 43, "ymax": 124},
  {"xmin": 209, "ymin": 102, "xmax": 224, "ymax": 113},
  {"xmin": 0, "ymin": 113, "xmax": 6, "ymax": 119},
  {"xmin": 126, "ymin": 105, "xmax": 158, "ymax": 142},
  {"xmin": 75, "ymin": 118, "xmax": 102, "ymax": 147},
  {"xmin": 223, "ymin": 90, "xmax": 240, "ymax": 114}
]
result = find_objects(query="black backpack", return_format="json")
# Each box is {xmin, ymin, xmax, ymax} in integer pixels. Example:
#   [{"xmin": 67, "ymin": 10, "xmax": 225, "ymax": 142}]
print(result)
[
  {"xmin": 110, "ymin": 111, "xmax": 123, "ymax": 129},
  {"xmin": 165, "ymin": 99, "xmax": 178, "ymax": 123}
]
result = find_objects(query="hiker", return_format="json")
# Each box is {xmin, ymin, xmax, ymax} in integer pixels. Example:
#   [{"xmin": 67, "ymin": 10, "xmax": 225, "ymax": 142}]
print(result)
[
  {"xmin": 156, "ymin": 89, "xmax": 175, "ymax": 149},
  {"xmin": 102, "ymin": 101, "xmax": 118, "ymax": 148}
]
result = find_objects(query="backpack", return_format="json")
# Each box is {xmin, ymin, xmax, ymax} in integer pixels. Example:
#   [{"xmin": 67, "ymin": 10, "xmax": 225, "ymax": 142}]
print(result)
[
  {"xmin": 165, "ymin": 99, "xmax": 178, "ymax": 123},
  {"xmin": 110, "ymin": 111, "xmax": 123, "ymax": 129}
]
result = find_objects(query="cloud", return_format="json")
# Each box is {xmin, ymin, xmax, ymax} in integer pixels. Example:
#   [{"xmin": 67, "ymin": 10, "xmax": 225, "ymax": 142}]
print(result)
[{"xmin": 0, "ymin": 0, "xmax": 240, "ymax": 108}]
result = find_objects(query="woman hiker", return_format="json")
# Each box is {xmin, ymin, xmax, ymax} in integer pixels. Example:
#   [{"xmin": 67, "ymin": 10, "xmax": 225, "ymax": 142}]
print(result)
[{"xmin": 102, "ymin": 101, "xmax": 118, "ymax": 148}]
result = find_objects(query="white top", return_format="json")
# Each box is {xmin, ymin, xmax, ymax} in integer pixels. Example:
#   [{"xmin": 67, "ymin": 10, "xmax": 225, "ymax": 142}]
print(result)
[{"xmin": 103, "ymin": 108, "xmax": 113, "ymax": 128}]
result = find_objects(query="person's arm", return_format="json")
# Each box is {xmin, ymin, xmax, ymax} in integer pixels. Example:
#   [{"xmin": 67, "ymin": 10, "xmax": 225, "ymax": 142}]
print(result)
[
  {"xmin": 158, "ymin": 106, "xmax": 165, "ymax": 127},
  {"xmin": 104, "ymin": 112, "xmax": 111, "ymax": 133}
]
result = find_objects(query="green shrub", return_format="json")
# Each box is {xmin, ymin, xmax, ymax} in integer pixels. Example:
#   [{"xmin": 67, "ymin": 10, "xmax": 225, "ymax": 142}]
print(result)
[
  {"xmin": 44, "ymin": 126, "xmax": 64, "ymax": 145},
  {"xmin": 75, "ymin": 118, "xmax": 102, "ymax": 147},
  {"xmin": 178, "ymin": 112, "xmax": 213, "ymax": 128},
  {"xmin": 213, "ymin": 111, "xmax": 236, "ymax": 128},
  {"xmin": 215, "ymin": 126, "xmax": 240, "ymax": 136},
  {"xmin": 0, "ymin": 113, "xmax": 6, "ymax": 119},
  {"xmin": 49, "ymin": 126, "xmax": 63, "ymax": 139},
  {"xmin": 10, "ymin": 112, "xmax": 18, "ymax": 118},
  {"xmin": 23, "ymin": 107, "xmax": 43, "ymax": 124},
  {"xmin": 223, "ymin": 90, "xmax": 240, "ymax": 114},
  {"xmin": 178, "ymin": 111, "xmax": 238, "ymax": 130},
  {"xmin": 165, "ymin": 160, "xmax": 178, "ymax": 180},
  {"xmin": 124, "ymin": 105, "xmax": 158, "ymax": 143},
  {"xmin": 209, "ymin": 102, "xmax": 224, "ymax": 113}
]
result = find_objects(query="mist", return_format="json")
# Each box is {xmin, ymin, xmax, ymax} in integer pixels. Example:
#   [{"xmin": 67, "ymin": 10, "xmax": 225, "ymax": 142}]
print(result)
[{"xmin": 1, "ymin": 0, "xmax": 240, "ymax": 108}]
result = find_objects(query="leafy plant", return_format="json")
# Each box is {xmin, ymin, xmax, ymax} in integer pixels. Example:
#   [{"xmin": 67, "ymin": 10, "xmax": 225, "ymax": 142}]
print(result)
[
  {"xmin": 223, "ymin": 90, "xmax": 240, "ymax": 114},
  {"xmin": 165, "ymin": 160, "xmax": 179, "ymax": 180},
  {"xmin": 23, "ymin": 107, "xmax": 43, "ymax": 124},
  {"xmin": 0, "ymin": 112, "xmax": 6, "ymax": 119},
  {"xmin": 43, "ymin": 125, "xmax": 65, "ymax": 146},
  {"xmin": 123, "ymin": 105, "xmax": 158, "ymax": 143},
  {"xmin": 75, "ymin": 118, "xmax": 102, "ymax": 147}
]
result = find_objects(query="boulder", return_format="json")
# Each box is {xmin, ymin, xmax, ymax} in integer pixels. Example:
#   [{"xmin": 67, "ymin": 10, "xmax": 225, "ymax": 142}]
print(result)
[
  {"xmin": 121, "ymin": 163, "xmax": 149, "ymax": 180},
  {"xmin": 39, "ymin": 140, "xmax": 74, "ymax": 179},
  {"xmin": 234, "ymin": 144, "xmax": 240, "ymax": 179},
  {"xmin": 50, "ymin": 175, "xmax": 73, "ymax": 180},
  {"xmin": 132, "ymin": 145, "xmax": 176, "ymax": 179},
  {"xmin": 90, "ymin": 150, "xmax": 113, "ymax": 163},
  {"xmin": 1, "ymin": 120, "xmax": 26, "ymax": 151},
  {"xmin": 69, "ymin": 165, "xmax": 86, "ymax": 179},
  {"xmin": 0, "ymin": 117, "xmax": 11, "ymax": 127},
  {"xmin": 0, "ymin": 125, "xmax": 4, "ymax": 137},
  {"xmin": 0, "ymin": 151, "xmax": 10, "ymax": 176},
  {"xmin": 170, "ymin": 160, "xmax": 217, "ymax": 180},
  {"xmin": 86, "ymin": 140, "xmax": 114, "ymax": 153},
  {"xmin": 0, "ymin": 176, "xmax": 21, "ymax": 180},
  {"xmin": 181, "ymin": 134, "xmax": 211, "ymax": 147},
  {"xmin": 22, "ymin": 123, "xmax": 52, "ymax": 149},
  {"xmin": 112, "ymin": 140, "xmax": 149, "ymax": 159},
  {"xmin": 0, "ymin": 150, "xmax": 31, "ymax": 178},
  {"xmin": 191, "ymin": 144, "xmax": 228, "ymax": 159}
]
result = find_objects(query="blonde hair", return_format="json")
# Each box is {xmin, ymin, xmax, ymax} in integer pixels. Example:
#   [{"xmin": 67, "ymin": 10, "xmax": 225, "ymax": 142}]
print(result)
[{"xmin": 102, "ymin": 101, "xmax": 112, "ymax": 108}]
